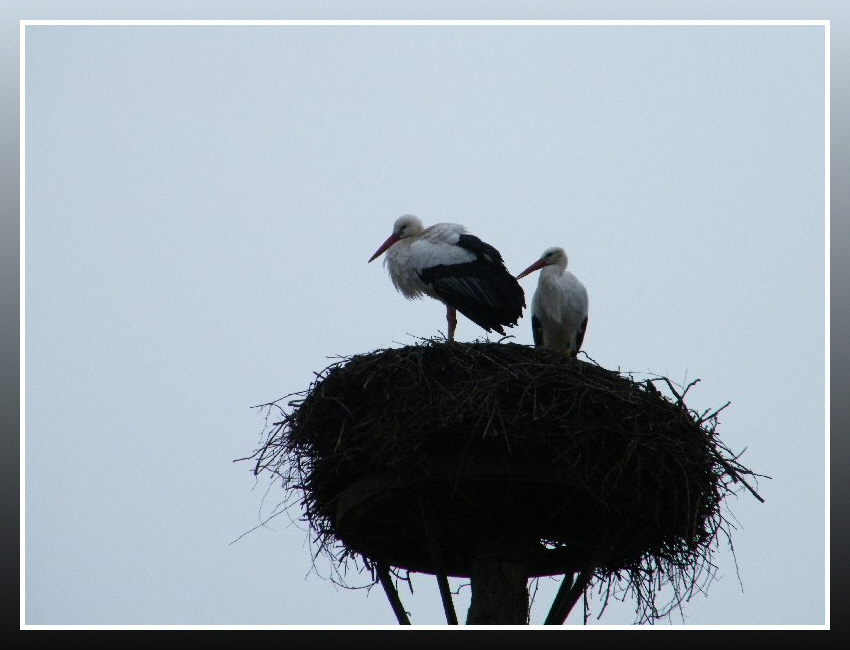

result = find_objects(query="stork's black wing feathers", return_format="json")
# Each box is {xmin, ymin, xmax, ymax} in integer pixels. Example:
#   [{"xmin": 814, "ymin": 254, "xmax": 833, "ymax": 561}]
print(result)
[
  {"xmin": 419, "ymin": 237, "xmax": 525, "ymax": 335},
  {"xmin": 455, "ymin": 234, "xmax": 506, "ymax": 265},
  {"xmin": 574, "ymin": 316, "xmax": 588, "ymax": 354},
  {"xmin": 531, "ymin": 315, "xmax": 543, "ymax": 347},
  {"xmin": 421, "ymin": 261, "xmax": 525, "ymax": 334}
]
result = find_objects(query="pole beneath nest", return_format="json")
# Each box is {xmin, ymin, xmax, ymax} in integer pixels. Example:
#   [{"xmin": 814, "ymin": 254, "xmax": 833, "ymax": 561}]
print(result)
[
  {"xmin": 465, "ymin": 538, "xmax": 529, "ymax": 625},
  {"xmin": 418, "ymin": 498, "xmax": 459, "ymax": 625},
  {"xmin": 436, "ymin": 573, "xmax": 458, "ymax": 625},
  {"xmin": 544, "ymin": 568, "xmax": 594, "ymax": 625},
  {"xmin": 377, "ymin": 563, "xmax": 411, "ymax": 625}
]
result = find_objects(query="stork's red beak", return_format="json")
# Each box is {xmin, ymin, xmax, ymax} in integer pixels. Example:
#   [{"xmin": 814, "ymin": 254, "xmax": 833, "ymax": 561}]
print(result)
[
  {"xmin": 516, "ymin": 258, "xmax": 547, "ymax": 280},
  {"xmin": 368, "ymin": 233, "xmax": 400, "ymax": 262}
]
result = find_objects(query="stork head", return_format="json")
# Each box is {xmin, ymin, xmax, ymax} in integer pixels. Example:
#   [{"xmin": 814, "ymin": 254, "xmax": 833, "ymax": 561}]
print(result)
[
  {"xmin": 516, "ymin": 246, "xmax": 568, "ymax": 279},
  {"xmin": 368, "ymin": 214, "xmax": 425, "ymax": 262}
]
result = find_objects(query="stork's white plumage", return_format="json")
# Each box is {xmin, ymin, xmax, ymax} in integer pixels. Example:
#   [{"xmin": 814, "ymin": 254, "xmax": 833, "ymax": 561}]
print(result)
[
  {"xmin": 516, "ymin": 246, "xmax": 589, "ymax": 357},
  {"xmin": 368, "ymin": 214, "xmax": 525, "ymax": 341}
]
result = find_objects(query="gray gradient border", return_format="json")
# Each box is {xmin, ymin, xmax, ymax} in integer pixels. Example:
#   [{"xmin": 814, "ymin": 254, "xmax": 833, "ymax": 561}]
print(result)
[{"xmin": 6, "ymin": 0, "xmax": 839, "ymax": 631}]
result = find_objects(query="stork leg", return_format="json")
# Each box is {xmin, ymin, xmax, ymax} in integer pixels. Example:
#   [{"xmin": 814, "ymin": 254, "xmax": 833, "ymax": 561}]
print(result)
[{"xmin": 446, "ymin": 306, "xmax": 457, "ymax": 342}]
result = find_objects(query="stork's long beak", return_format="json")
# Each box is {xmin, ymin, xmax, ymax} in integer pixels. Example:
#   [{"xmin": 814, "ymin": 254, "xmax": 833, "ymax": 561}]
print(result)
[
  {"xmin": 516, "ymin": 258, "xmax": 547, "ymax": 280},
  {"xmin": 368, "ymin": 233, "xmax": 399, "ymax": 262}
]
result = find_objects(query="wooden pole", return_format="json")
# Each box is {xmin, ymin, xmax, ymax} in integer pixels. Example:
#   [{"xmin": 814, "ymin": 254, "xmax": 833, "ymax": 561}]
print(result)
[
  {"xmin": 465, "ymin": 539, "xmax": 529, "ymax": 625},
  {"xmin": 377, "ymin": 563, "xmax": 411, "ymax": 625},
  {"xmin": 436, "ymin": 573, "xmax": 459, "ymax": 625},
  {"xmin": 544, "ymin": 568, "xmax": 594, "ymax": 625},
  {"xmin": 418, "ymin": 499, "xmax": 459, "ymax": 625}
]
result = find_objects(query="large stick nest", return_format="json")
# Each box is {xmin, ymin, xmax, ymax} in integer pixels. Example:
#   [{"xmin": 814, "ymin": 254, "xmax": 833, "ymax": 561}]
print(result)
[{"xmin": 247, "ymin": 339, "xmax": 763, "ymax": 622}]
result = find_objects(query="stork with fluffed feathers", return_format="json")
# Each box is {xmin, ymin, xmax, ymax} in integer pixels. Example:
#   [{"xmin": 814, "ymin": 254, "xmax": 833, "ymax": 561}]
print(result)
[
  {"xmin": 368, "ymin": 214, "xmax": 525, "ymax": 342},
  {"xmin": 516, "ymin": 246, "xmax": 589, "ymax": 357}
]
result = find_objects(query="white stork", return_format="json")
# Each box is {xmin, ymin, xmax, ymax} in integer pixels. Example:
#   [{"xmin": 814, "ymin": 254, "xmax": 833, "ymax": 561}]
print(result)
[
  {"xmin": 368, "ymin": 214, "xmax": 525, "ymax": 341},
  {"xmin": 516, "ymin": 246, "xmax": 589, "ymax": 357}
]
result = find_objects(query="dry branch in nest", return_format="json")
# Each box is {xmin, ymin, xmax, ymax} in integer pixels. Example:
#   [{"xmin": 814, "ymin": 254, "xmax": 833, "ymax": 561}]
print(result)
[{"xmin": 245, "ymin": 338, "xmax": 764, "ymax": 623}]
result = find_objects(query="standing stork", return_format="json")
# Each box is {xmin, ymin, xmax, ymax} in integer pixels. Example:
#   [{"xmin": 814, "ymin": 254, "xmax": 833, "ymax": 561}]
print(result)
[
  {"xmin": 368, "ymin": 214, "xmax": 525, "ymax": 342},
  {"xmin": 516, "ymin": 246, "xmax": 589, "ymax": 357}
]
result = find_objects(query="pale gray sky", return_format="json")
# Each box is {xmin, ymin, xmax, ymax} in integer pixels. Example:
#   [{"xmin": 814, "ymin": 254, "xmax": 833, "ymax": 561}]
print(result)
[{"xmin": 23, "ymin": 21, "xmax": 825, "ymax": 626}]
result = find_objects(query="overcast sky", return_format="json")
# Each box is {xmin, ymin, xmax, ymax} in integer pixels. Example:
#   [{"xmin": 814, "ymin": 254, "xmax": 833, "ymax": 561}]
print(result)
[{"xmin": 22, "ymin": 20, "xmax": 825, "ymax": 627}]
